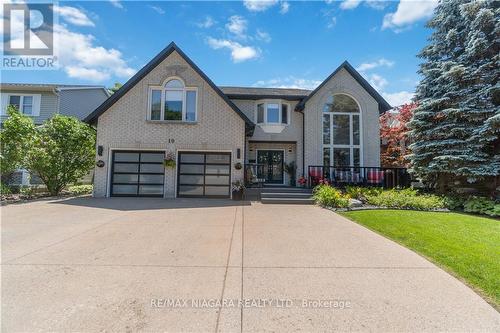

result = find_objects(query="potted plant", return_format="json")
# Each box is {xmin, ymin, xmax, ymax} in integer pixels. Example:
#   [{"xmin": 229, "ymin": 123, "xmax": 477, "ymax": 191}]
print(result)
[
  {"xmin": 234, "ymin": 162, "xmax": 243, "ymax": 170},
  {"xmin": 284, "ymin": 161, "xmax": 296, "ymax": 186},
  {"xmin": 231, "ymin": 180, "xmax": 245, "ymax": 200},
  {"xmin": 163, "ymin": 152, "xmax": 176, "ymax": 169},
  {"xmin": 297, "ymin": 176, "xmax": 307, "ymax": 188}
]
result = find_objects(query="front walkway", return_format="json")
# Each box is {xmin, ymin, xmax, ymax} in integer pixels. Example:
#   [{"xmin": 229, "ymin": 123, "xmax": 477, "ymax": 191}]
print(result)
[{"xmin": 1, "ymin": 198, "xmax": 499, "ymax": 331}]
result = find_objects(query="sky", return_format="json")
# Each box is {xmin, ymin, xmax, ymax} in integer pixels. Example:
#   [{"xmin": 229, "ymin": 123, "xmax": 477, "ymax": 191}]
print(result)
[{"xmin": 2, "ymin": 0, "xmax": 439, "ymax": 106}]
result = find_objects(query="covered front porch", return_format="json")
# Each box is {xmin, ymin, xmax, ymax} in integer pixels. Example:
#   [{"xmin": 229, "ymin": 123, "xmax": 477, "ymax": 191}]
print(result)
[{"xmin": 244, "ymin": 140, "xmax": 298, "ymax": 187}]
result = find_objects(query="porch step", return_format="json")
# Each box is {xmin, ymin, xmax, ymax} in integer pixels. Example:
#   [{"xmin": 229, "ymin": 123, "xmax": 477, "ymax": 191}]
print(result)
[
  {"xmin": 260, "ymin": 187, "xmax": 312, "ymax": 194},
  {"xmin": 261, "ymin": 192, "xmax": 312, "ymax": 198},
  {"xmin": 259, "ymin": 187, "xmax": 314, "ymax": 205},
  {"xmin": 261, "ymin": 197, "xmax": 315, "ymax": 205}
]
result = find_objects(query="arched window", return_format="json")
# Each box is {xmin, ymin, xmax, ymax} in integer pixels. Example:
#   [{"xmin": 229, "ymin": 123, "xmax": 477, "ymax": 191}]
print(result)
[
  {"xmin": 322, "ymin": 94, "xmax": 361, "ymax": 167},
  {"xmin": 149, "ymin": 78, "xmax": 197, "ymax": 122}
]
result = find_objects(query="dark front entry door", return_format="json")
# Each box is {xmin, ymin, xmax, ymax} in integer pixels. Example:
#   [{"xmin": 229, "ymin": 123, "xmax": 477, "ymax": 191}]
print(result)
[{"xmin": 257, "ymin": 150, "xmax": 284, "ymax": 184}]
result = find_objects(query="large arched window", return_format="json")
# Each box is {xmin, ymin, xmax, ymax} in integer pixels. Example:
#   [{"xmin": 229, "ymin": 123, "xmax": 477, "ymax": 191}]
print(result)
[
  {"xmin": 322, "ymin": 94, "xmax": 361, "ymax": 167},
  {"xmin": 148, "ymin": 78, "xmax": 197, "ymax": 122}
]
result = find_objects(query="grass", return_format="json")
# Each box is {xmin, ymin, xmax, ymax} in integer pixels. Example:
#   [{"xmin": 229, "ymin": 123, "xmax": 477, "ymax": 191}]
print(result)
[{"xmin": 340, "ymin": 210, "xmax": 500, "ymax": 308}]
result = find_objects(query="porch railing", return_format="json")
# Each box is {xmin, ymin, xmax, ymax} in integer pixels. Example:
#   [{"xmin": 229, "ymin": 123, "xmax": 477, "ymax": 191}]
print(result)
[
  {"xmin": 308, "ymin": 166, "xmax": 411, "ymax": 189},
  {"xmin": 244, "ymin": 163, "xmax": 265, "ymax": 187}
]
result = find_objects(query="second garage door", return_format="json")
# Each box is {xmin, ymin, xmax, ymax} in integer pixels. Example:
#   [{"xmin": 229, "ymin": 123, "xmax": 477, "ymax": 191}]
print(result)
[{"xmin": 177, "ymin": 152, "xmax": 231, "ymax": 198}]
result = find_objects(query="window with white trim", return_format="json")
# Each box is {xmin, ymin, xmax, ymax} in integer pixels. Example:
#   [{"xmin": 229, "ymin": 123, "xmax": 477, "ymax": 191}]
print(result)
[
  {"xmin": 322, "ymin": 94, "xmax": 361, "ymax": 167},
  {"xmin": 8, "ymin": 95, "xmax": 34, "ymax": 115},
  {"xmin": 256, "ymin": 101, "xmax": 290, "ymax": 125},
  {"xmin": 148, "ymin": 78, "xmax": 197, "ymax": 122}
]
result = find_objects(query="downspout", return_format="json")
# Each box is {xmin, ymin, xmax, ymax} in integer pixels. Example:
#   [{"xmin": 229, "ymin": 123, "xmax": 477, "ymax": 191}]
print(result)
[
  {"xmin": 300, "ymin": 110, "xmax": 305, "ymax": 178},
  {"xmin": 53, "ymin": 87, "xmax": 60, "ymax": 114}
]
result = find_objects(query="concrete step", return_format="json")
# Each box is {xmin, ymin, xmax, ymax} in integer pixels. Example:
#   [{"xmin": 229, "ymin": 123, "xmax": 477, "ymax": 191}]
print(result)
[
  {"xmin": 260, "ymin": 187, "xmax": 312, "ymax": 194},
  {"xmin": 261, "ymin": 192, "xmax": 312, "ymax": 199},
  {"xmin": 261, "ymin": 197, "xmax": 315, "ymax": 205}
]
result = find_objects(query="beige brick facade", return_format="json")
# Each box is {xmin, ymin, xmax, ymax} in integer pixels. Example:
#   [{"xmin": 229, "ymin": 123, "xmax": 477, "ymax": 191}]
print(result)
[
  {"xmin": 304, "ymin": 68, "xmax": 381, "ymax": 171},
  {"xmin": 93, "ymin": 47, "xmax": 382, "ymax": 197},
  {"xmin": 93, "ymin": 50, "xmax": 246, "ymax": 197}
]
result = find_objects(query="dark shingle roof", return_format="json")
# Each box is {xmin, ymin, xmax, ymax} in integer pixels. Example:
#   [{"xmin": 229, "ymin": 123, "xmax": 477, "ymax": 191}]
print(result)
[
  {"xmin": 83, "ymin": 42, "xmax": 255, "ymax": 135},
  {"xmin": 220, "ymin": 86, "xmax": 311, "ymax": 100}
]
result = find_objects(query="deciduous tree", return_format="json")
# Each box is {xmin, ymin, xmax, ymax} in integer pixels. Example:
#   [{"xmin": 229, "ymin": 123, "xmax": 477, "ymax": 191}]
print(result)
[
  {"xmin": 0, "ymin": 107, "xmax": 36, "ymax": 177},
  {"xmin": 380, "ymin": 103, "xmax": 416, "ymax": 167}
]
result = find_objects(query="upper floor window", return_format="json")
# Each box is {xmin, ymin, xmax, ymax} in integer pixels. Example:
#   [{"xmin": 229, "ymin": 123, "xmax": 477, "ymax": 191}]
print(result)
[
  {"xmin": 9, "ymin": 95, "xmax": 33, "ymax": 115},
  {"xmin": 256, "ymin": 101, "xmax": 290, "ymax": 125},
  {"xmin": 322, "ymin": 94, "xmax": 361, "ymax": 167},
  {"xmin": 1, "ymin": 93, "xmax": 40, "ymax": 116},
  {"xmin": 149, "ymin": 78, "xmax": 197, "ymax": 122}
]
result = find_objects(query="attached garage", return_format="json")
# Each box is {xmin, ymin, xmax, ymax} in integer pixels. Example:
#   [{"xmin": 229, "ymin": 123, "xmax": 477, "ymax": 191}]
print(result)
[
  {"xmin": 110, "ymin": 151, "xmax": 165, "ymax": 197},
  {"xmin": 177, "ymin": 152, "xmax": 231, "ymax": 198}
]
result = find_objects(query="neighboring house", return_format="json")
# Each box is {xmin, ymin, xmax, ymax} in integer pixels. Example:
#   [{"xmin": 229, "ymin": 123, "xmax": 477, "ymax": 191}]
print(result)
[
  {"xmin": 1, "ymin": 83, "xmax": 109, "ymax": 186},
  {"xmin": 85, "ymin": 42, "xmax": 391, "ymax": 198}
]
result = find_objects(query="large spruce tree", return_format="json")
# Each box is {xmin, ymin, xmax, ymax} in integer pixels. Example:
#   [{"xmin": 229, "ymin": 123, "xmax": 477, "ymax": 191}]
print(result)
[{"xmin": 409, "ymin": 0, "xmax": 500, "ymax": 194}]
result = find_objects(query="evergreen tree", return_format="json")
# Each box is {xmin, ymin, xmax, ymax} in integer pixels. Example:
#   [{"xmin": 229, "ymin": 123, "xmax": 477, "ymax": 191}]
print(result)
[{"xmin": 409, "ymin": 0, "xmax": 499, "ymax": 194}]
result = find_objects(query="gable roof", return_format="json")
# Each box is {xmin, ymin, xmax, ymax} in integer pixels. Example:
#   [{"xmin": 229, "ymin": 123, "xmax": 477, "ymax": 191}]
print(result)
[
  {"xmin": 83, "ymin": 42, "xmax": 255, "ymax": 135},
  {"xmin": 220, "ymin": 86, "xmax": 311, "ymax": 101},
  {"xmin": 295, "ymin": 61, "xmax": 392, "ymax": 113}
]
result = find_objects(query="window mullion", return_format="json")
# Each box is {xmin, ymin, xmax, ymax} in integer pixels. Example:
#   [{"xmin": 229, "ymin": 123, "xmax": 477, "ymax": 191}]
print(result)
[
  {"xmin": 161, "ymin": 89, "xmax": 165, "ymax": 120},
  {"xmin": 350, "ymin": 114, "xmax": 353, "ymax": 165},
  {"xmin": 182, "ymin": 89, "xmax": 186, "ymax": 122},
  {"xmin": 330, "ymin": 114, "xmax": 333, "ymax": 148},
  {"xmin": 264, "ymin": 103, "xmax": 267, "ymax": 124}
]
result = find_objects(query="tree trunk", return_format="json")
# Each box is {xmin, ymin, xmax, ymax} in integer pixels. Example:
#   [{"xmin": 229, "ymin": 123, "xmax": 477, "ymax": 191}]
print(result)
[{"xmin": 436, "ymin": 173, "xmax": 449, "ymax": 194}]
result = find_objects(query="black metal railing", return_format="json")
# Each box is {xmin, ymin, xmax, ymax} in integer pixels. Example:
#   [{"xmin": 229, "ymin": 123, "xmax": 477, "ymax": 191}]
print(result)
[
  {"xmin": 244, "ymin": 163, "xmax": 265, "ymax": 187},
  {"xmin": 308, "ymin": 166, "xmax": 411, "ymax": 189}
]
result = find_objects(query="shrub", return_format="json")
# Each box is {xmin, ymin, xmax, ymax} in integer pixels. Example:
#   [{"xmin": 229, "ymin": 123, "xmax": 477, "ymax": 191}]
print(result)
[
  {"xmin": 364, "ymin": 188, "xmax": 445, "ymax": 210},
  {"xmin": 19, "ymin": 185, "xmax": 36, "ymax": 198},
  {"xmin": 68, "ymin": 185, "xmax": 93, "ymax": 195},
  {"xmin": 0, "ymin": 182, "xmax": 12, "ymax": 195},
  {"xmin": 344, "ymin": 186, "xmax": 382, "ymax": 201},
  {"xmin": 29, "ymin": 115, "xmax": 96, "ymax": 196},
  {"xmin": 313, "ymin": 184, "xmax": 350, "ymax": 208},
  {"xmin": 0, "ymin": 107, "xmax": 36, "ymax": 175},
  {"xmin": 443, "ymin": 195, "xmax": 467, "ymax": 211},
  {"xmin": 464, "ymin": 197, "xmax": 500, "ymax": 217}
]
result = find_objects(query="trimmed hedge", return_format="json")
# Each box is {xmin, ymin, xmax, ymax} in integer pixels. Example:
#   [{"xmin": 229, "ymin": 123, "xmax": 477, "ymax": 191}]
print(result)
[{"xmin": 68, "ymin": 185, "xmax": 93, "ymax": 195}]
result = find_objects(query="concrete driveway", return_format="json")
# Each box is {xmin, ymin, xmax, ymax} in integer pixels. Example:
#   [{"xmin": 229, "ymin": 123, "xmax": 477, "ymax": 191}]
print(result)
[{"xmin": 1, "ymin": 197, "xmax": 499, "ymax": 332}]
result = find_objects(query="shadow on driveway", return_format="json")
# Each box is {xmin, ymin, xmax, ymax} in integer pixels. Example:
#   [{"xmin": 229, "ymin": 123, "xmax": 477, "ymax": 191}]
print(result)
[{"xmin": 50, "ymin": 197, "xmax": 251, "ymax": 211}]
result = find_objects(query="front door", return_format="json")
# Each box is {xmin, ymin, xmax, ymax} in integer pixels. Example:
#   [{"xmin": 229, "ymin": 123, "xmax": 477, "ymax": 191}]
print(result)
[{"xmin": 257, "ymin": 150, "xmax": 284, "ymax": 184}]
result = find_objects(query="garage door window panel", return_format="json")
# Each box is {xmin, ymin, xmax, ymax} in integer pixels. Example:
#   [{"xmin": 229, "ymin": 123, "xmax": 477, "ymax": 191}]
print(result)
[
  {"xmin": 205, "ymin": 186, "xmax": 229, "ymax": 196},
  {"xmin": 205, "ymin": 164, "xmax": 230, "ymax": 174},
  {"xmin": 180, "ymin": 175, "xmax": 204, "ymax": 185}
]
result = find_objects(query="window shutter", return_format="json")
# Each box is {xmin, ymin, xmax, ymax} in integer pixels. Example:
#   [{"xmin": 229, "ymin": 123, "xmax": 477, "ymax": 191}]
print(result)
[
  {"xmin": 32, "ymin": 94, "xmax": 41, "ymax": 116},
  {"xmin": 0, "ymin": 93, "xmax": 8, "ymax": 115},
  {"xmin": 281, "ymin": 104, "xmax": 288, "ymax": 124}
]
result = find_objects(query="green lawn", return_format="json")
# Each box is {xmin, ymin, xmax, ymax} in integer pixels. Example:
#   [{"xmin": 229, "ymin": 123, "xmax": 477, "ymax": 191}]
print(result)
[{"xmin": 340, "ymin": 210, "xmax": 500, "ymax": 308}]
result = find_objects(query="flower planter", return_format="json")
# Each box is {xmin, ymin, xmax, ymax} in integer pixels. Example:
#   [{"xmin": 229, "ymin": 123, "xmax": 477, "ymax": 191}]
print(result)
[{"xmin": 232, "ymin": 189, "xmax": 244, "ymax": 200}]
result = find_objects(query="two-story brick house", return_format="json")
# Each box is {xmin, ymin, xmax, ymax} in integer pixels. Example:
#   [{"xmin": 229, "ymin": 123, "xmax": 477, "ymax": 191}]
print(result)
[{"xmin": 85, "ymin": 42, "xmax": 391, "ymax": 198}]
